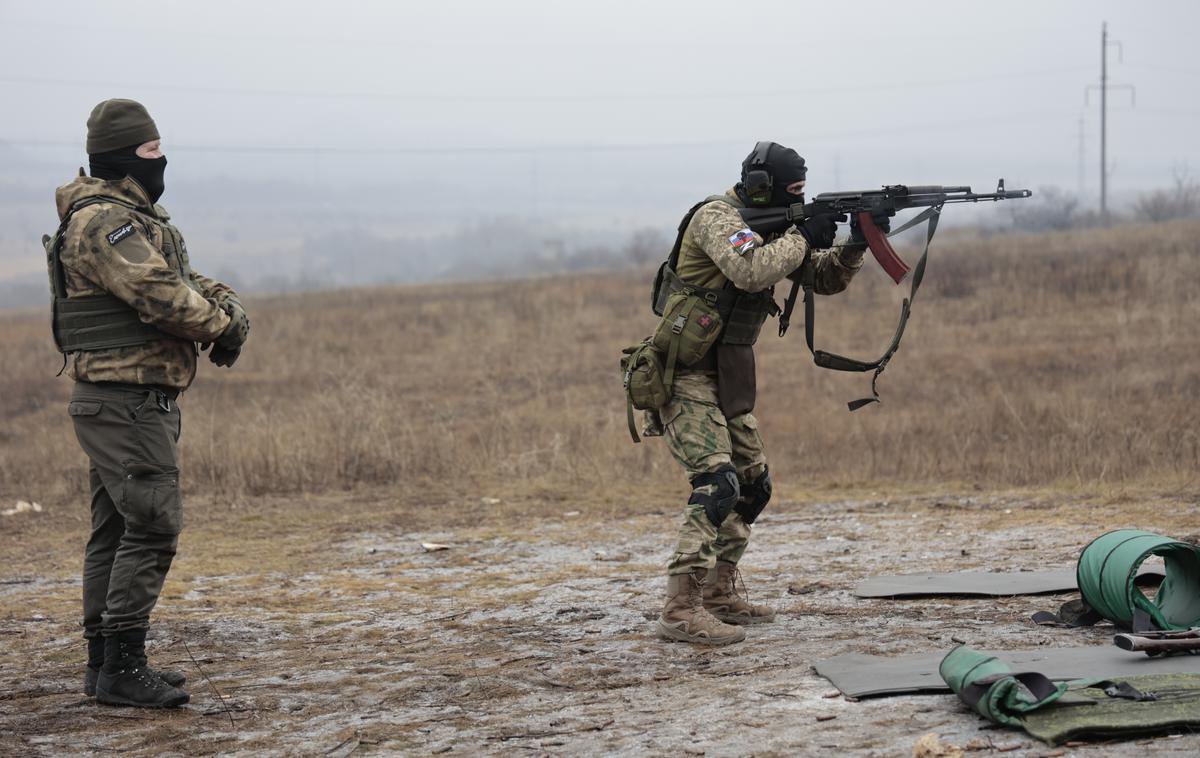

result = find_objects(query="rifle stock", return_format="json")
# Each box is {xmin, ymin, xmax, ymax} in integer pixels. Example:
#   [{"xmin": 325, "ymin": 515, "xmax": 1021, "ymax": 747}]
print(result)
[{"xmin": 1114, "ymin": 629, "xmax": 1200, "ymax": 655}]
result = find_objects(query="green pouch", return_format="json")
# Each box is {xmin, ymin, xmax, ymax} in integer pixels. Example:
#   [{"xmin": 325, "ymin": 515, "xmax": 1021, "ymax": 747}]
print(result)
[
  {"xmin": 651, "ymin": 290, "xmax": 723, "ymax": 367},
  {"xmin": 620, "ymin": 340, "xmax": 670, "ymax": 443}
]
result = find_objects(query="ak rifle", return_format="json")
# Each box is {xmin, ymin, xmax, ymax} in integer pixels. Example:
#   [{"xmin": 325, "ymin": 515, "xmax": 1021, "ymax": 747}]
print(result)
[
  {"xmin": 1114, "ymin": 628, "xmax": 1200, "ymax": 657},
  {"xmin": 745, "ymin": 180, "xmax": 1032, "ymax": 411},
  {"xmin": 739, "ymin": 179, "xmax": 1033, "ymax": 284}
]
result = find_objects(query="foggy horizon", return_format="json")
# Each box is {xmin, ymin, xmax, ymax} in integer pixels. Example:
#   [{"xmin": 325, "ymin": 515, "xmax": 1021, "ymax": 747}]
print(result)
[{"xmin": 2, "ymin": 0, "xmax": 1198, "ymax": 302}]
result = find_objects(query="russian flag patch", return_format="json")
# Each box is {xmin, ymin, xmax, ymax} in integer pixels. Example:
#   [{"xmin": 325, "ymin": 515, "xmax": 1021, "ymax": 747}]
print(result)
[{"xmin": 728, "ymin": 228, "xmax": 755, "ymax": 254}]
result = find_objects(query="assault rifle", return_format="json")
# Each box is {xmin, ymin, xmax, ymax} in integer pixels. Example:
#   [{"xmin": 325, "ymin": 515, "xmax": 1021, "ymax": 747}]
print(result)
[
  {"xmin": 1114, "ymin": 628, "xmax": 1200, "ymax": 657},
  {"xmin": 737, "ymin": 180, "xmax": 1032, "ymax": 411},
  {"xmin": 739, "ymin": 180, "xmax": 1033, "ymax": 284}
]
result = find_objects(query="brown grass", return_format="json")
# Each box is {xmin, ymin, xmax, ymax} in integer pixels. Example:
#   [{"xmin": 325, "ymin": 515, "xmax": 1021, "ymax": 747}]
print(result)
[{"xmin": 3, "ymin": 219, "xmax": 1199, "ymax": 504}]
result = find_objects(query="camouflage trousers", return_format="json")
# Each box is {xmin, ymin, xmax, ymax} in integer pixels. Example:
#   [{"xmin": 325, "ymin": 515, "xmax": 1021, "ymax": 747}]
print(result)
[{"xmin": 654, "ymin": 372, "xmax": 767, "ymax": 575}]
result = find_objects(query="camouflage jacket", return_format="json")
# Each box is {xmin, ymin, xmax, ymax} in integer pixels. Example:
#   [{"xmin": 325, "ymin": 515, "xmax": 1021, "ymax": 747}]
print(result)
[
  {"xmin": 675, "ymin": 188, "xmax": 865, "ymax": 294},
  {"xmin": 53, "ymin": 171, "xmax": 234, "ymax": 389}
]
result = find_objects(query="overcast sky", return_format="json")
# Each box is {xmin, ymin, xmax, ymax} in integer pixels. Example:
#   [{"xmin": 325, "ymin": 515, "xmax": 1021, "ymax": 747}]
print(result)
[{"xmin": 2, "ymin": 0, "xmax": 1198, "ymax": 225}]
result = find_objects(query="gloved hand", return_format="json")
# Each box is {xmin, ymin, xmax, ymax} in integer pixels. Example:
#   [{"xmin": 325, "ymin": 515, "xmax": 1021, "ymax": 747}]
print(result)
[
  {"xmin": 209, "ymin": 344, "xmax": 240, "ymax": 367},
  {"xmin": 794, "ymin": 212, "xmax": 846, "ymax": 250},
  {"xmin": 849, "ymin": 212, "xmax": 893, "ymax": 245},
  {"xmin": 216, "ymin": 299, "xmax": 250, "ymax": 350}
]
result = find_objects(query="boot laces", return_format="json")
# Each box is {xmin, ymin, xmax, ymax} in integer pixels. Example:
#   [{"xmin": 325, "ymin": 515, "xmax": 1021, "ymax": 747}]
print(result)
[
  {"xmin": 729, "ymin": 565, "xmax": 748, "ymax": 601},
  {"xmin": 132, "ymin": 666, "xmax": 175, "ymax": 693},
  {"xmin": 689, "ymin": 572, "xmax": 704, "ymax": 608}
]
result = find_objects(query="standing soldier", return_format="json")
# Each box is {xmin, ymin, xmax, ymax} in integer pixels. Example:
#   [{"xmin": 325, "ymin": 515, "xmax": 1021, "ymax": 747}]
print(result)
[
  {"xmin": 45, "ymin": 99, "xmax": 249, "ymax": 706},
  {"xmin": 645, "ymin": 141, "xmax": 882, "ymax": 645}
]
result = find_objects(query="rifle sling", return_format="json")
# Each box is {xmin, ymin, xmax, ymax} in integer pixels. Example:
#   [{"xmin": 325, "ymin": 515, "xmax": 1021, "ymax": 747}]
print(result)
[{"xmin": 780, "ymin": 205, "xmax": 942, "ymax": 411}]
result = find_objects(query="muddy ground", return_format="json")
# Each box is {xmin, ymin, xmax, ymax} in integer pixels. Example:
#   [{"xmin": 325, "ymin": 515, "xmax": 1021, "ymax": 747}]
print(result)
[{"xmin": 2, "ymin": 486, "xmax": 1198, "ymax": 757}]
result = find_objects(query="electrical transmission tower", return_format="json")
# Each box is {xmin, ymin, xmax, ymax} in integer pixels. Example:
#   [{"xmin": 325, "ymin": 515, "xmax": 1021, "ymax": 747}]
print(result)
[{"xmin": 1086, "ymin": 22, "xmax": 1134, "ymax": 224}]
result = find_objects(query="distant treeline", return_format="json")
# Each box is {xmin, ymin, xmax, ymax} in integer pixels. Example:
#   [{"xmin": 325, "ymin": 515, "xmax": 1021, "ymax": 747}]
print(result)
[{"xmin": 2, "ymin": 175, "xmax": 1198, "ymax": 309}]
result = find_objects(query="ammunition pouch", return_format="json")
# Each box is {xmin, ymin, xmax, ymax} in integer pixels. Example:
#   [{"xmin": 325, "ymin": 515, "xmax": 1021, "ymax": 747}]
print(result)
[
  {"xmin": 621, "ymin": 340, "xmax": 670, "ymax": 443},
  {"xmin": 722, "ymin": 290, "xmax": 779, "ymax": 346}
]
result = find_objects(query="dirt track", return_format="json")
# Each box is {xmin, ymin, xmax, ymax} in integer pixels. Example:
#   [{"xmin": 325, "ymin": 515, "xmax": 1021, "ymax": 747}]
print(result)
[{"xmin": 2, "ymin": 488, "xmax": 1198, "ymax": 757}]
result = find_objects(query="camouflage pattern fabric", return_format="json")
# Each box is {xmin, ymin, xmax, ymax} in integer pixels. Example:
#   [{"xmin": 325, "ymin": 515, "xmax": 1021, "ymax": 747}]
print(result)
[
  {"xmin": 663, "ymin": 372, "xmax": 766, "ymax": 574},
  {"xmin": 658, "ymin": 189, "xmax": 867, "ymax": 577},
  {"xmin": 675, "ymin": 188, "xmax": 865, "ymax": 294},
  {"xmin": 53, "ymin": 172, "xmax": 234, "ymax": 389}
]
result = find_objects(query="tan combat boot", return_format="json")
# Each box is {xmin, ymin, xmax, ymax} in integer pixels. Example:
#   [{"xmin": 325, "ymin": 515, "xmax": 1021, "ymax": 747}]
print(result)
[
  {"xmin": 656, "ymin": 568, "xmax": 746, "ymax": 645},
  {"xmin": 703, "ymin": 561, "xmax": 776, "ymax": 625}
]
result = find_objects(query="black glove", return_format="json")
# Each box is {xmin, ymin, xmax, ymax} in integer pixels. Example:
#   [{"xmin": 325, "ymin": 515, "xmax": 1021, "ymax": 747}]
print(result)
[
  {"xmin": 216, "ymin": 300, "xmax": 250, "ymax": 350},
  {"xmin": 849, "ymin": 212, "xmax": 893, "ymax": 245},
  {"xmin": 794, "ymin": 212, "xmax": 846, "ymax": 250},
  {"xmin": 209, "ymin": 344, "xmax": 240, "ymax": 368}
]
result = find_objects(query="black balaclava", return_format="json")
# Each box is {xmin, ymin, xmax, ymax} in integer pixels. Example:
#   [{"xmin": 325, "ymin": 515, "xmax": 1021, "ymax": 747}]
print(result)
[
  {"xmin": 737, "ymin": 142, "xmax": 807, "ymax": 207},
  {"xmin": 89, "ymin": 145, "xmax": 167, "ymax": 205}
]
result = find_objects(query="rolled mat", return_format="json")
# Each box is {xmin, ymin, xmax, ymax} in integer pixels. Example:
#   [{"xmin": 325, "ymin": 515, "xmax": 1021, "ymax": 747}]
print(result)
[{"xmin": 1077, "ymin": 529, "xmax": 1200, "ymax": 631}]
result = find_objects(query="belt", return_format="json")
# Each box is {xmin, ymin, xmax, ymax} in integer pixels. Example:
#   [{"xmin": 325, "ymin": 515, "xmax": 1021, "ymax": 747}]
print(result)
[{"xmin": 82, "ymin": 381, "xmax": 181, "ymax": 401}]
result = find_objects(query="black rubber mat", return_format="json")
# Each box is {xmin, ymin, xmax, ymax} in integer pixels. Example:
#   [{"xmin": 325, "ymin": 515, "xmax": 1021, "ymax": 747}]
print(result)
[{"xmin": 853, "ymin": 566, "xmax": 1163, "ymax": 599}]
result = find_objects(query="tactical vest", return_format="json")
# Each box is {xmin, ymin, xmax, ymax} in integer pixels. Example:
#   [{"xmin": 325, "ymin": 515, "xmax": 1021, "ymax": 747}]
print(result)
[
  {"xmin": 651, "ymin": 195, "xmax": 780, "ymax": 355},
  {"xmin": 45, "ymin": 196, "xmax": 200, "ymax": 353}
]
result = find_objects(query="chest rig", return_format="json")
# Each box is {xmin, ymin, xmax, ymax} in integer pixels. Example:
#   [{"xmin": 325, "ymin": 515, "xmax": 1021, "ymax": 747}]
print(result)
[
  {"xmin": 651, "ymin": 195, "xmax": 780, "ymax": 354},
  {"xmin": 45, "ymin": 196, "xmax": 200, "ymax": 354},
  {"xmin": 648, "ymin": 196, "xmax": 780, "ymax": 417}
]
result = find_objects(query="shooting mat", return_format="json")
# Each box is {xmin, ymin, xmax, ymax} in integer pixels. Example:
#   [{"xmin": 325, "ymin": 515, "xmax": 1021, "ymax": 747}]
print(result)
[
  {"xmin": 853, "ymin": 566, "xmax": 1164, "ymax": 599},
  {"xmin": 814, "ymin": 645, "xmax": 1200, "ymax": 698}
]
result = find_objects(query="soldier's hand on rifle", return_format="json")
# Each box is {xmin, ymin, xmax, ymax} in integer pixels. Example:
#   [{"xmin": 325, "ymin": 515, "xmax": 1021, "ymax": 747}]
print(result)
[
  {"xmin": 849, "ymin": 211, "xmax": 893, "ymax": 246},
  {"xmin": 795, "ymin": 212, "xmax": 845, "ymax": 250}
]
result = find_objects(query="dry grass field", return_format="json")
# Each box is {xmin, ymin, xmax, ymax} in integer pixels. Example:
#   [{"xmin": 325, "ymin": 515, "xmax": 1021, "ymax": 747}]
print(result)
[
  {"xmin": 2, "ymin": 220, "xmax": 1200, "ymax": 756},
  {"xmin": 3, "ymin": 219, "xmax": 1199, "ymax": 502}
]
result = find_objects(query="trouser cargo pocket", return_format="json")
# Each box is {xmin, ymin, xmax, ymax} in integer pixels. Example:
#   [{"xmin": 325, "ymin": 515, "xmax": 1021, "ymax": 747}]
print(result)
[
  {"xmin": 68, "ymin": 399, "xmax": 103, "ymax": 417},
  {"xmin": 120, "ymin": 461, "xmax": 183, "ymax": 535}
]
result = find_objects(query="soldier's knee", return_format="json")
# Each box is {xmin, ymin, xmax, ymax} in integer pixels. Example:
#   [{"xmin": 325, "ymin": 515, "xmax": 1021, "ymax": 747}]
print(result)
[
  {"xmin": 735, "ymin": 465, "xmax": 772, "ymax": 525},
  {"xmin": 689, "ymin": 463, "xmax": 740, "ymax": 527}
]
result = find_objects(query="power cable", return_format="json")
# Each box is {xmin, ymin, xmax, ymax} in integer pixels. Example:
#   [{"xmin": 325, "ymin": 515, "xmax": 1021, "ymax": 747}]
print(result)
[
  {"xmin": 0, "ymin": 109, "xmax": 1081, "ymax": 157},
  {"xmin": 0, "ymin": 67, "xmax": 1093, "ymax": 104}
]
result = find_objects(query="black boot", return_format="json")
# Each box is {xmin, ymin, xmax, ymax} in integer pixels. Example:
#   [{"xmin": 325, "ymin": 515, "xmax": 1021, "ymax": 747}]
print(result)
[
  {"xmin": 83, "ymin": 636, "xmax": 104, "ymax": 696},
  {"xmin": 96, "ymin": 630, "xmax": 189, "ymax": 708},
  {"xmin": 85, "ymin": 634, "xmax": 186, "ymax": 696}
]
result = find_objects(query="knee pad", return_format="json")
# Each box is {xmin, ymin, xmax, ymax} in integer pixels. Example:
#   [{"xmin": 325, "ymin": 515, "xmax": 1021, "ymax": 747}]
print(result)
[
  {"xmin": 689, "ymin": 464, "xmax": 740, "ymax": 527},
  {"xmin": 734, "ymin": 465, "xmax": 772, "ymax": 524}
]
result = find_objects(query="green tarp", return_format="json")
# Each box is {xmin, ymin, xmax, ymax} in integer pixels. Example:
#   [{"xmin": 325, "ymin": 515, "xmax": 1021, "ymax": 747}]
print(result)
[{"xmin": 1024, "ymin": 674, "xmax": 1200, "ymax": 745}]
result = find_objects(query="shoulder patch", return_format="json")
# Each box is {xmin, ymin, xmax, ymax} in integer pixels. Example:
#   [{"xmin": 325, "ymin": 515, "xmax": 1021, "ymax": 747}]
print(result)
[
  {"xmin": 106, "ymin": 223, "xmax": 136, "ymax": 246},
  {"xmin": 728, "ymin": 228, "xmax": 756, "ymax": 254}
]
